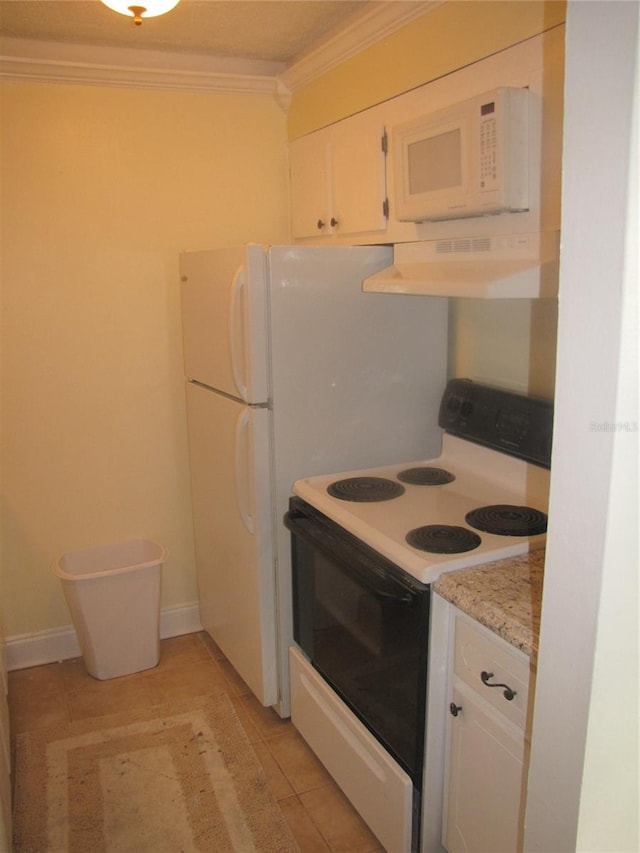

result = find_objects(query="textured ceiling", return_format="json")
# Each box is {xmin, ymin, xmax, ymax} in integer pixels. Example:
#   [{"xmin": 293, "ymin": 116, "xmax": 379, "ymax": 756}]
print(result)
[{"xmin": 0, "ymin": 0, "xmax": 375, "ymax": 63}]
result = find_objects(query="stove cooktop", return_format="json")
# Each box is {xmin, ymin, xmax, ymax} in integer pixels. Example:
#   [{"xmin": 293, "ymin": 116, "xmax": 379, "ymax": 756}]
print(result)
[{"xmin": 292, "ymin": 434, "xmax": 551, "ymax": 584}]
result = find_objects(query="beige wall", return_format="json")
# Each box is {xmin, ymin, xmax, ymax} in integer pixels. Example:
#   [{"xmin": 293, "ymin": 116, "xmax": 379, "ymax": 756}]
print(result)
[
  {"xmin": 0, "ymin": 80, "xmax": 289, "ymax": 638},
  {"xmin": 288, "ymin": 0, "xmax": 566, "ymax": 138}
]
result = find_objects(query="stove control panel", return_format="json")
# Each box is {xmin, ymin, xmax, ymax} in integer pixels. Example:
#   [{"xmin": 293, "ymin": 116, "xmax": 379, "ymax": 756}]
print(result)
[{"xmin": 439, "ymin": 378, "xmax": 553, "ymax": 467}]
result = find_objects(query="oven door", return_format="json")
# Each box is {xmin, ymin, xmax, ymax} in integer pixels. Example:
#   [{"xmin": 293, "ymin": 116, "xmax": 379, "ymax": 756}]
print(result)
[{"xmin": 285, "ymin": 497, "xmax": 430, "ymax": 785}]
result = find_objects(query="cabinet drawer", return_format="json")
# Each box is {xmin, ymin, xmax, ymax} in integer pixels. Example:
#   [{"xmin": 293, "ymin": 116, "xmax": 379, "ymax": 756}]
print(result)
[
  {"xmin": 289, "ymin": 646, "xmax": 412, "ymax": 853},
  {"xmin": 453, "ymin": 615, "xmax": 531, "ymax": 730}
]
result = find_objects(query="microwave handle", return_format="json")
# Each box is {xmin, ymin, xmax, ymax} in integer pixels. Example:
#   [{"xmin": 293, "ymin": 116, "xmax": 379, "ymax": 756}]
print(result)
[{"xmin": 284, "ymin": 508, "xmax": 416, "ymax": 605}]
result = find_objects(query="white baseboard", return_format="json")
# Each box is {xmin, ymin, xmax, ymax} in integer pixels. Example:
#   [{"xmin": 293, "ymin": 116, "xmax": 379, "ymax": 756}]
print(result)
[{"xmin": 5, "ymin": 602, "xmax": 202, "ymax": 672}]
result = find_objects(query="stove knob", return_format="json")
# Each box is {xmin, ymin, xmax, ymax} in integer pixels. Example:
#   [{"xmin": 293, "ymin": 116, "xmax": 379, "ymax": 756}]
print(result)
[{"xmin": 449, "ymin": 703, "xmax": 462, "ymax": 717}]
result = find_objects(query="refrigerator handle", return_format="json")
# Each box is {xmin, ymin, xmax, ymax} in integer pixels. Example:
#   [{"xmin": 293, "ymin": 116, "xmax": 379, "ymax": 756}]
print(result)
[
  {"xmin": 229, "ymin": 265, "xmax": 248, "ymax": 401},
  {"xmin": 235, "ymin": 409, "xmax": 255, "ymax": 534}
]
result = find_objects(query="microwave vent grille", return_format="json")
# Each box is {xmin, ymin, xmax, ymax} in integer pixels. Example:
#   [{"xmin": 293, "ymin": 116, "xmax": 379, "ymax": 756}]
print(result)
[{"xmin": 436, "ymin": 237, "xmax": 492, "ymax": 255}]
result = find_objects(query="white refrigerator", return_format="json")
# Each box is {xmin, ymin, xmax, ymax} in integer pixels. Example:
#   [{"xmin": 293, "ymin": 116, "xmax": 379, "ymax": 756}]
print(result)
[{"xmin": 179, "ymin": 244, "xmax": 448, "ymax": 716}]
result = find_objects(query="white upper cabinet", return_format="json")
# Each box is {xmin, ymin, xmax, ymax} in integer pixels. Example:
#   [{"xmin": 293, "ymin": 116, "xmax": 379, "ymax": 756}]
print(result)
[
  {"xmin": 289, "ymin": 128, "xmax": 331, "ymax": 239},
  {"xmin": 329, "ymin": 111, "xmax": 388, "ymax": 237},
  {"xmin": 290, "ymin": 107, "xmax": 388, "ymax": 240},
  {"xmin": 289, "ymin": 26, "xmax": 564, "ymax": 247}
]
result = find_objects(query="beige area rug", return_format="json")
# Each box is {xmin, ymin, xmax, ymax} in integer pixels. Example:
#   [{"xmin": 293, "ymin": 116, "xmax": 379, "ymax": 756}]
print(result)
[{"xmin": 12, "ymin": 694, "xmax": 300, "ymax": 852}]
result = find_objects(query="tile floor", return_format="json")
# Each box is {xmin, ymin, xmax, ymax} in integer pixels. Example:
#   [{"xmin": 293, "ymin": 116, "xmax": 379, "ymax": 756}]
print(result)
[{"xmin": 8, "ymin": 632, "xmax": 385, "ymax": 853}]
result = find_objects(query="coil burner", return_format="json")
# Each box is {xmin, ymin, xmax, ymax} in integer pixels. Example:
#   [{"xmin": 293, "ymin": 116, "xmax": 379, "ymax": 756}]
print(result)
[
  {"xmin": 406, "ymin": 524, "xmax": 482, "ymax": 554},
  {"xmin": 465, "ymin": 505, "xmax": 548, "ymax": 537},
  {"xmin": 397, "ymin": 466, "xmax": 455, "ymax": 486},
  {"xmin": 327, "ymin": 477, "xmax": 405, "ymax": 503}
]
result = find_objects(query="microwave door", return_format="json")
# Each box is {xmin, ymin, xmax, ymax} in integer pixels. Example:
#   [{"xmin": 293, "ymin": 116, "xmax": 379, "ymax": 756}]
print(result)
[{"xmin": 393, "ymin": 87, "xmax": 530, "ymax": 223}]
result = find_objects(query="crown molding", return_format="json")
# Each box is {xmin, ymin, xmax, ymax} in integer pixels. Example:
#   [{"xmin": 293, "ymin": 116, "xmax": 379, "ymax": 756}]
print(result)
[
  {"xmin": 0, "ymin": 36, "xmax": 284, "ymax": 94},
  {"xmin": 0, "ymin": 2, "xmax": 439, "ymax": 96},
  {"xmin": 280, "ymin": 1, "xmax": 440, "ymax": 93}
]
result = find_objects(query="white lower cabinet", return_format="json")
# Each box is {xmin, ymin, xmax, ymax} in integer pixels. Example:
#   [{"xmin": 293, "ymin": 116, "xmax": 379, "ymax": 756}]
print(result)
[
  {"xmin": 444, "ymin": 682, "xmax": 525, "ymax": 852},
  {"xmin": 441, "ymin": 607, "xmax": 533, "ymax": 853}
]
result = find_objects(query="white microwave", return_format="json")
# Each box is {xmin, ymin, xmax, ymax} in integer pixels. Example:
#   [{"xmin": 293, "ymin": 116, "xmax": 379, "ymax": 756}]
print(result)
[{"xmin": 393, "ymin": 87, "xmax": 530, "ymax": 223}]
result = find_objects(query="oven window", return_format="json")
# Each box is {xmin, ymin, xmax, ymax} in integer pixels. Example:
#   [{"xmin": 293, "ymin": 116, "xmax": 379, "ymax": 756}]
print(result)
[{"xmin": 290, "ymin": 505, "xmax": 429, "ymax": 782}]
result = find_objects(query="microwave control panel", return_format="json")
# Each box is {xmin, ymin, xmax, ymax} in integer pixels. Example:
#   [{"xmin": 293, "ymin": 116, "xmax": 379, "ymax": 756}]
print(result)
[{"xmin": 479, "ymin": 99, "xmax": 498, "ymax": 190}]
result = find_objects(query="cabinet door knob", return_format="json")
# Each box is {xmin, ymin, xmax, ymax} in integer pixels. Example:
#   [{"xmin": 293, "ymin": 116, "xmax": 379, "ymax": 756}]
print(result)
[
  {"xmin": 449, "ymin": 702, "xmax": 462, "ymax": 717},
  {"xmin": 316, "ymin": 219, "xmax": 325, "ymax": 230},
  {"xmin": 480, "ymin": 671, "xmax": 517, "ymax": 701},
  {"xmin": 330, "ymin": 217, "xmax": 339, "ymax": 228}
]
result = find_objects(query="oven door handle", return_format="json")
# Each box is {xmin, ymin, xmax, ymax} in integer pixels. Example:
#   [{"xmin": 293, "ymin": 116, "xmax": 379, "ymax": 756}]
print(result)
[{"xmin": 285, "ymin": 508, "xmax": 417, "ymax": 605}]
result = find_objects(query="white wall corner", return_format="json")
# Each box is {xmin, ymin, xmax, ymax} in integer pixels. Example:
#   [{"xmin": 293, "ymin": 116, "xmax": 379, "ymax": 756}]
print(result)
[{"xmin": 5, "ymin": 602, "xmax": 202, "ymax": 672}]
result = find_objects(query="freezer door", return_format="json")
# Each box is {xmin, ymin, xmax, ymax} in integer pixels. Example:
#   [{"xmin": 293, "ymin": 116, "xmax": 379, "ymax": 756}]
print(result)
[
  {"xmin": 180, "ymin": 245, "xmax": 269, "ymax": 403},
  {"xmin": 185, "ymin": 381, "xmax": 277, "ymax": 706}
]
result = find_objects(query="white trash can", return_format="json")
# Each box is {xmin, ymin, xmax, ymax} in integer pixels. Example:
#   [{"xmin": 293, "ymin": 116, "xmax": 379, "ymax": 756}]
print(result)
[{"xmin": 52, "ymin": 538, "xmax": 166, "ymax": 680}]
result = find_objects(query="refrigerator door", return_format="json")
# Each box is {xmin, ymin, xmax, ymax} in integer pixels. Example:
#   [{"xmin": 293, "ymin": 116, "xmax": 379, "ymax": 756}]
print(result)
[
  {"xmin": 185, "ymin": 381, "xmax": 277, "ymax": 705},
  {"xmin": 180, "ymin": 245, "xmax": 269, "ymax": 403}
]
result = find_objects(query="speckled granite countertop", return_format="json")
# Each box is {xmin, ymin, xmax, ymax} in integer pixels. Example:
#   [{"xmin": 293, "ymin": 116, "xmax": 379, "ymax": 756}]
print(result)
[{"xmin": 433, "ymin": 550, "xmax": 545, "ymax": 662}]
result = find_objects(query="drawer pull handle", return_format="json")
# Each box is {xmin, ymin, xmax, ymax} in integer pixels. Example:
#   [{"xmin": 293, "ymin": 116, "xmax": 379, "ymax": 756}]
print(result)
[
  {"xmin": 481, "ymin": 671, "xmax": 517, "ymax": 701},
  {"xmin": 449, "ymin": 703, "xmax": 462, "ymax": 717}
]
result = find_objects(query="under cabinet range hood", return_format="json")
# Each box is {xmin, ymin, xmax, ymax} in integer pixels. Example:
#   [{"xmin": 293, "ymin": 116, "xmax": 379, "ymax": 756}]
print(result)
[{"xmin": 362, "ymin": 232, "xmax": 560, "ymax": 298}]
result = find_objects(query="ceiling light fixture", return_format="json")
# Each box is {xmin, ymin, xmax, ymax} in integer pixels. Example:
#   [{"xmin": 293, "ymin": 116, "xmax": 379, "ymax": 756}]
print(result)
[{"xmin": 100, "ymin": 0, "xmax": 181, "ymax": 26}]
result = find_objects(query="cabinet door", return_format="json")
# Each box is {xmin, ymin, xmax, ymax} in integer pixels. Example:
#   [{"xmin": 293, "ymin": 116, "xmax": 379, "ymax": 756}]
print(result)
[
  {"xmin": 330, "ymin": 112, "xmax": 388, "ymax": 236},
  {"xmin": 290, "ymin": 111, "xmax": 389, "ymax": 240},
  {"xmin": 444, "ymin": 682, "xmax": 525, "ymax": 853},
  {"xmin": 290, "ymin": 130, "xmax": 330, "ymax": 239}
]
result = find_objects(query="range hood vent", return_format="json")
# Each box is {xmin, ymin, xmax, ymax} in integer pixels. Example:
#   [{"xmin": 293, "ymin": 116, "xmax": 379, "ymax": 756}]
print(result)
[
  {"xmin": 363, "ymin": 232, "xmax": 560, "ymax": 298},
  {"xmin": 435, "ymin": 237, "xmax": 492, "ymax": 254}
]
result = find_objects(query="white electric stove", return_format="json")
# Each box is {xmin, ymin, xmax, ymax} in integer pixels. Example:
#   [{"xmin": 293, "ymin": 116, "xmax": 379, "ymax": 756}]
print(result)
[
  {"xmin": 293, "ymin": 429, "xmax": 551, "ymax": 584},
  {"xmin": 286, "ymin": 378, "xmax": 553, "ymax": 853}
]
